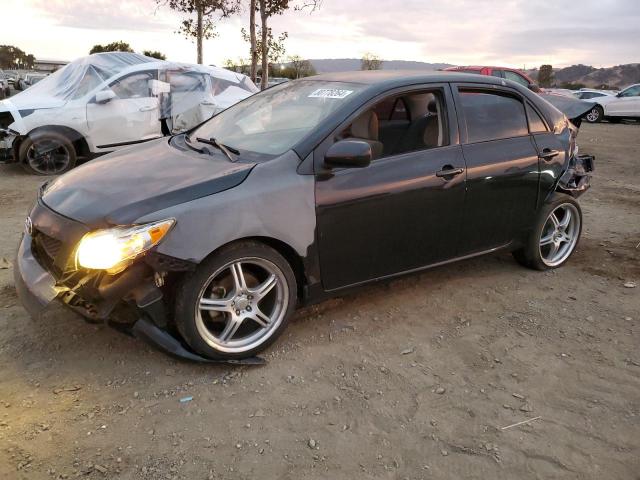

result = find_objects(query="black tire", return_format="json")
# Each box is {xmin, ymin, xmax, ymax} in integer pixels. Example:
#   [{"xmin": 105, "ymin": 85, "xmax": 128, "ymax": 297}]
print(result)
[
  {"xmin": 175, "ymin": 240, "xmax": 297, "ymax": 359},
  {"xmin": 584, "ymin": 105, "xmax": 603, "ymax": 123},
  {"xmin": 19, "ymin": 130, "xmax": 77, "ymax": 175},
  {"xmin": 513, "ymin": 193, "xmax": 583, "ymax": 271}
]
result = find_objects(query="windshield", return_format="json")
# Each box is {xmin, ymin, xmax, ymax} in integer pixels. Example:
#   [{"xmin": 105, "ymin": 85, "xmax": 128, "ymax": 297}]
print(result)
[{"xmin": 192, "ymin": 80, "xmax": 365, "ymax": 156}]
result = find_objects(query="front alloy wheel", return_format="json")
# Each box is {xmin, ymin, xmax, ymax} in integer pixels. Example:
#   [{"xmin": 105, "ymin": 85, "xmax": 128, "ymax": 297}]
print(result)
[
  {"xmin": 196, "ymin": 258, "xmax": 288, "ymax": 353},
  {"xmin": 19, "ymin": 131, "xmax": 77, "ymax": 175},
  {"xmin": 585, "ymin": 105, "xmax": 603, "ymax": 123},
  {"xmin": 175, "ymin": 241, "xmax": 297, "ymax": 359}
]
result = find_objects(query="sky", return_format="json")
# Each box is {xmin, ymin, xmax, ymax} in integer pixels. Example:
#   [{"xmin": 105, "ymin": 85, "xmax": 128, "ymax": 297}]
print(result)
[{"xmin": 3, "ymin": 0, "xmax": 639, "ymax": 69}]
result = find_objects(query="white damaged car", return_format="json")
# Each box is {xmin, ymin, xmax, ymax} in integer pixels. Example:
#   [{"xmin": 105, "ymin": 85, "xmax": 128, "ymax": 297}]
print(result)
[
  {"xmin": 0, "ymin": 52, "xmax": 257, "ymax": 174},
  {"xmin": 583, "ymin": 83, "xmax": 640, "ymax": 123}
]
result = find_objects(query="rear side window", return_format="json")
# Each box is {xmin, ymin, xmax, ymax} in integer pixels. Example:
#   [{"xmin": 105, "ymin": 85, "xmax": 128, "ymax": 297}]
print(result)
[
  {"xmin": 526, "ymin": 103, "xmax": 548, "ymax": 132},
  {"xmin": 458, "ymin": 90, "xmax": 529, "ymax": 143}
]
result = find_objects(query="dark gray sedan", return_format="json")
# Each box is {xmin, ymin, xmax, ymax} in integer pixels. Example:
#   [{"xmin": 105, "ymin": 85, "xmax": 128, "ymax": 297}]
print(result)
[{"xmin": 15, "ymin": 72, "xmax": 593, "ymax": 360}]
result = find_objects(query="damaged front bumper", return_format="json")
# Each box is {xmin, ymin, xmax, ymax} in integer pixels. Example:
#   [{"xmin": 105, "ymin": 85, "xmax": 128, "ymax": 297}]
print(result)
[
  {"xmin": 0, "ymin": 129, "xmax": 16, "ymax": 162},
  {"xmin": 13, "ymin": 205, "xmax": 263, "ymax": 365},
  {"xmin": 558, "ymin": 154, "xmax": 595, "ymax": 196}
]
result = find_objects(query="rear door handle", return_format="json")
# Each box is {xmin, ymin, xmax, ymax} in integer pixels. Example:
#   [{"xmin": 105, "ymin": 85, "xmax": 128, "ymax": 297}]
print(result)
[
  {"xmin": 436, "ymin": 166, "xmax": 464, "ymax": 178},
  {"xmin": 539, "ymin": 149, "xmax": 560, "ymax": 161},
  {"xmin": 139, "ymin": 105, "xmax": 157, "ymax": 112}
]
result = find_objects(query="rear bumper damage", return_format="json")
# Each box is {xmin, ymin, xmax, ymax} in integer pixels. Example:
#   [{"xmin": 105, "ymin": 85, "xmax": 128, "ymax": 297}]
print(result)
[{"xmin": 558, "ymin": 154, "xmax": 595, "ymax": 196}]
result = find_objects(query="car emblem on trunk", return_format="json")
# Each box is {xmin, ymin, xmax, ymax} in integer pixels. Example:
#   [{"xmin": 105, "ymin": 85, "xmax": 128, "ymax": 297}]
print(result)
[{"xmin": 24, "ymin": 216, "xmax": 33, "ymax": 235}]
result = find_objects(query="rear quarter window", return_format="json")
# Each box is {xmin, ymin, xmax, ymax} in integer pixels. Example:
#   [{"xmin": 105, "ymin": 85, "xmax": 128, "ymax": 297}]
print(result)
[{"xmin": 458, "ymin": 89, "xmax": 529, "ymax": 143}]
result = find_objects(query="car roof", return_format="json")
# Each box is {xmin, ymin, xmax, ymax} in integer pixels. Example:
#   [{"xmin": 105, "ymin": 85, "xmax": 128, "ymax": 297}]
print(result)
[{"xmin": 307, "ymin": 70, "xmax": 507, "ymax": 88}]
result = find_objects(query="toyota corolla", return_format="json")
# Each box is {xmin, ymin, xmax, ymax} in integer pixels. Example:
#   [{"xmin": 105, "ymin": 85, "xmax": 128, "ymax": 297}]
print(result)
[{"xmin": 15, "ymin": 72, "xmax": 594, "ymax": 360}]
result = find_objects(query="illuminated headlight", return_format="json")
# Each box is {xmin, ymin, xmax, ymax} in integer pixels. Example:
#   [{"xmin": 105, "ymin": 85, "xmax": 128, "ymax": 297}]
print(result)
[{"xmin": 76, "ymin": 219, "xmax": 175, "ymax": 272}]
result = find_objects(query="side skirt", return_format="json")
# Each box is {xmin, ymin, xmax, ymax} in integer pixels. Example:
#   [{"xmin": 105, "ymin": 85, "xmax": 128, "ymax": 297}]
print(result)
[{"xmin": 302, "ymin": 242, "xmax": 513, "ymax": 306}]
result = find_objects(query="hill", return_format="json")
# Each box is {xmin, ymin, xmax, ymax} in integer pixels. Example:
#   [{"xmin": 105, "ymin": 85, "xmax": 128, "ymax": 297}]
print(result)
[
  {"xmin": 306, "ymin": 58, "xmax": 638, "ymax": 89},
  {"xmin": 528, "ymin": 63, "xmax": 640, "ymax": 89}
]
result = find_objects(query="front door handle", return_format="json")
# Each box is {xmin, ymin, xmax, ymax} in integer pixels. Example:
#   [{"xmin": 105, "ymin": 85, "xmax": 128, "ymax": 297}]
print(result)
[
  {"xmin": 539, "ymin": 148, "xmax": 560, "ymax": 161},
  {"xmin": 436, "ymin": 166, "xmax": 464, "ymax": 178},
  {"xmin": 139, "ymin": 105, "xmax": 157, "ymax": 112}
]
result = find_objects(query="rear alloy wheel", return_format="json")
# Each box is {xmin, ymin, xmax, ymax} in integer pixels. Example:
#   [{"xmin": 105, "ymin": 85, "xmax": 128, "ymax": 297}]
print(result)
[
  {"xmin": 19, "ymin": 131, "xmax": 77, "ymax": 175},
  {"xmin": 537, "ymin": 203, "xmax": 581, "ymax": 267},
  {"xmin": 175, "ymin": 241, "xmax": 297, "ymax": 359},
  {"xmin": 513, "ymin": 194, "xmax": 582, "ymax": 270},
  {"xmin": 584, "ymin": 105, "xmax": 603, "ymax": 123}
]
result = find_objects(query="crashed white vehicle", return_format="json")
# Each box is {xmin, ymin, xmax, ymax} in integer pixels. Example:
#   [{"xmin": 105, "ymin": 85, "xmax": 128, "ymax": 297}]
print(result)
[{"xmin": 0, "ymin": 52, "xmax": 257, "ymax": 174}]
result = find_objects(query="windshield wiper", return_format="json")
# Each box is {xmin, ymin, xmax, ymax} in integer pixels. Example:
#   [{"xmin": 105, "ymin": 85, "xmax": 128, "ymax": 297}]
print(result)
[
  {"xmin": 195, "ymin": 137, "xmax": 239, "ymax": 162},
  {"xmin": 184, "ymin": 133, "xmax": 205, "ymax": 154}
]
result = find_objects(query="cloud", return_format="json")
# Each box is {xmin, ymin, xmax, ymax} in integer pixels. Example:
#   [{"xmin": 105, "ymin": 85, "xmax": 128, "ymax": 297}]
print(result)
[
  {"xmin": 8, "ymin": 0, "xmax": 640, "ymax": 67},
  {"xmin": 268, "ymin": 0, "xmax": 640, "ymax": 66},
  {"xmin": 30, "ymin": 0, "xmax": 174, "ymax": 32}
]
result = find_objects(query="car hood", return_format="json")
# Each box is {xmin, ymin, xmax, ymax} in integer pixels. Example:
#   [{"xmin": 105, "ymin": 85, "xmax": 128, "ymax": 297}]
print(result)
[
  {"xmin": 41, "ymin": 137, "xmax": 255, "ymax": 227},
  {"xmin": 1, "ymin": 96, "xmax": 66, "ymax": 112}
]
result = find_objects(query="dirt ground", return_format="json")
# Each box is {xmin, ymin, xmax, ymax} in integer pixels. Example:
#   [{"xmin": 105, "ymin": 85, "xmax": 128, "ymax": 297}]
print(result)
[{"xmin": 0, "ymin": 123, "xmax": 638, "ymax": 480}]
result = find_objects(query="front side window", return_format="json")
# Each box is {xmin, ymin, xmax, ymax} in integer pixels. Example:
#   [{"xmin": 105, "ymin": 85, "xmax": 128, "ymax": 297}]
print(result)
[
  {"xmin": 504, "ymin": 70, "xmax": 530, "ymax": 87},
  {"xmin": 619, "ymin": 85, "xmax": 640, "ymax": 97},
  {"xmin": 110, "ymin": 71, "xmax": 157, "ymax": 99},
  {"xmin": 337, "ymin": 89, "xmax": 448, "ymax": 159},
  {"xmin": 193, "ymin": 80, "xmax": 366, "ymax": 155},
  {"xmin": 458, "ymin": 89, "xmax": 529, "ymax": 143}
]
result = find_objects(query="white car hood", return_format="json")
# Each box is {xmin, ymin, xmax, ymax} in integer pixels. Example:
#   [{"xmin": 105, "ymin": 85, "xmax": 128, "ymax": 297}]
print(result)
[{"xmin": 0, "ymin": 97, "xmax": 66, "ymax": 112}]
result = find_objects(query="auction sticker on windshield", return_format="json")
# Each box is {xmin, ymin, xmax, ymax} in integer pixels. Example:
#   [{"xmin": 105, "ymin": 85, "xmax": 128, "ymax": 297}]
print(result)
[{"xmin": 308, "ymin": 88, "xmax": 354, "ymax": 99}]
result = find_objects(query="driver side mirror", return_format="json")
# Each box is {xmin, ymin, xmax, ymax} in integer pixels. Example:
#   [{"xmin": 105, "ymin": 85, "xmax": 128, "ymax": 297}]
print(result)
[
  {"xmin": 528, "ymin": 83, "xmax": 542, "ymax": 93},
  {"xmin": 95, "ymin": 89, "xmax": 117, "ymax": 104},
  {"xmin": 324, "ymin": 139, "xmax": 372, "ymax": 169}
]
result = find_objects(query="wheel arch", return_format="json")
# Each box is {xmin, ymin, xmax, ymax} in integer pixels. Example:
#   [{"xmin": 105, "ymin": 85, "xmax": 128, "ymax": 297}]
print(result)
[
  {"xmin": 15, "ymin": 125, "xmax": 91, "ymax": 161},
  {"xmin": 199, "ymin": 235, "xmax": 308, "ymax": 301}
]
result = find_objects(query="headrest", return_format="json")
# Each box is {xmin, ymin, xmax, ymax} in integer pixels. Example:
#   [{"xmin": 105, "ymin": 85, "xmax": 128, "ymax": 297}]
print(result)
[
  {"xmin": 427, "ymin": 98, "xmax": 438, "ymax": 115},
  {"xmin": 351, "ymin": 111, "xmax": 379, "ymax": 141}
]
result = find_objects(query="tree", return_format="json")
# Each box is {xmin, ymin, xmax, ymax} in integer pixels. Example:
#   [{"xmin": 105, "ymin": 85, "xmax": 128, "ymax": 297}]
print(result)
[
  {"xmin": 249, "ymin": 0, "xmax": 258, "ymax": 83},
  {"xmin": 89, "ymin": 41, "xmax": 134, "ymax": 54},
  {"xmin": 538, "ymin": 64, "xmax": 554, "ymax": 88},
  {"xmin": 286, "ymin": 55, "xmax": 315, "ymax": 78},
  {"xmin": 241, "ymin": 26, "xmax": 287, "ymax": 79},
  {"xmin": 143, "ymin": 50, "xmax": 167, "ymax": 60},
  {"xmin": 361, "ymin": 53, "xmax": 383, "ymax": 71},
  {"xmin": 223, "ymin": 58, "xmax": 251, "ymax": 74},
  {"xmin": 0, "ymin": 45, "xmax": 35, "ymax": 69},
  {"xmin": 156, "ymin": 0, "xmax": 240, "ymax": 64},
  {"xmin": 250, "ymin": 0, "xmax": 321, "ymax": 89}
]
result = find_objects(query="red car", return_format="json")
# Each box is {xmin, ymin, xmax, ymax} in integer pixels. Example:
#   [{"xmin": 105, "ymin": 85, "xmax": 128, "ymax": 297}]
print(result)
[{"xmin": 443, "ymin": 66, "xmax": 540, "ymax": 92}]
